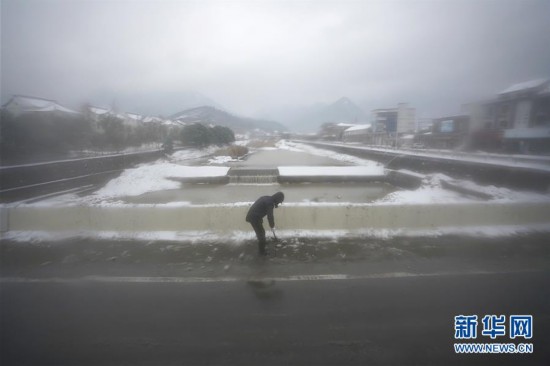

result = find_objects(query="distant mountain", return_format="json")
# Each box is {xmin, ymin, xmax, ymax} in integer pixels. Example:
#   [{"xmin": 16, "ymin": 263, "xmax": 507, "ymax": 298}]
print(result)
[
  {"xmin": 261, "ymin": 97, "xmax": 368, "ymax": 132},
  {"xmin": 87, "ymin": 90, "xmax": 224, "ymax": 117},
  {"xmin": 171, "ymin": 106, "xmax": 287, "ymax": 133},
  {"xmin": 326, "ymin": 97, "xmax": 368, "ymax": 123}
]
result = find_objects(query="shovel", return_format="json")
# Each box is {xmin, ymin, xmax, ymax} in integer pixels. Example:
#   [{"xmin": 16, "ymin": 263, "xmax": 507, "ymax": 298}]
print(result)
[{"xmin": 271, "ymin": 227, "xmax": 279, "ymax": 242}]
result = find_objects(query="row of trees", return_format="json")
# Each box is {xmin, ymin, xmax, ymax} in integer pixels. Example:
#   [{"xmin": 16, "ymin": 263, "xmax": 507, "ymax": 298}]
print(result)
[
  {"xmin": 0, "ymin": 110, "xmax": 235, "ymax": 164},
  {"xmin": 91, "ymin": 115, "xmax": 176, "ymax": 152},
  {"xmin": 180, "ymin": 123, "xmax": 235, "ymax": 147}
]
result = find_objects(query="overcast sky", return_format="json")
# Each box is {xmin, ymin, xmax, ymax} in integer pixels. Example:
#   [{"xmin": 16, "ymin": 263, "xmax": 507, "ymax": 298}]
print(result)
[{"xmin": 2, "ymin": 0, "xmax": 549, "ymax": 119}]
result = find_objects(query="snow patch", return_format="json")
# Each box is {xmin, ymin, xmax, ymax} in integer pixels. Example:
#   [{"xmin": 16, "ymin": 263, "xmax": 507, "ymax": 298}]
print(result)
[
  {"xmin": 4, "ymin": 224, "xmax": 550, "ymax": 244},
  {"xmin": 234, "ymin": 139, "xmax": 250, "ymax": 147},
  {"xmin": 277, "ymin": 140, "xmax": 383, "ymax": 168},
  {"xmin": 93, "ymin": 163, "xmax": 229, "ymax": 198},
  {"xmin": 275, "ymin": 140, "xmax": 305, "ymax": 152},
  {"xmin": 278, "ymin": 166, "xmax": 384, "ymax": 176},
  {"xmin": 375, "ymin": 172, "xmax": 550, "ymax": 204},
  {"xmin": 208, "ymin": 156, "xmax": 239, "ymax": 164},
  {"xmin": 374, "ymin": 186, "xmax": 472, "ymax": 205},
  {"xmin": 444, "ymin": 176, "xmax": 550, "ymax": 203},
  {"xmin": 170, "ymin": 146, "xmax": 218, "ymax": 162}
]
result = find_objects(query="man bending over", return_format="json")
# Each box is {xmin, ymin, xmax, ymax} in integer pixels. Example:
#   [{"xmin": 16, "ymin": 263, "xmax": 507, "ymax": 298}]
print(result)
[{"xmin": 245, "ymin": 192, "xmax": 285, "ymax": 256}]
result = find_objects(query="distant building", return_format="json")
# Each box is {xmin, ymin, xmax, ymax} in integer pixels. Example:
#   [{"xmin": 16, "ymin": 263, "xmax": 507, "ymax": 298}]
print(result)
[
  {"xmin": 372, "ymin": 103, "xmax": 416, "ymax": 134},
  {"xmin": 372, "ymin": 109, "xmax": 397, "ymax": 134},
  {"xmin": 85, "ymin": 106, "xmax": 147, "ymax": 130},
  {"xmin": 399, "ymin": 134, "xmax": 415, "ymax": 148},
  {"xmin": 2, "ymin": 95, "xmax": 79, "ymax": 117},
  {"xmin": 463, "ymin": 78, "xmax": 550, "ymax": 153},
  {"xmin": 342, "ymin": 124, "xmax": 372, "ymax": 142},
  {"xmin": 124, "ymin": 112, "xmax": 144, "ymax": 127},
  {"xmin": 416, "ymin": 118, "xmax": 434, "ymax": 132},
  {"xmin": 417, "ymin": 115, "xmax": 470, "ymax": 149},
  {"xmin": 88, "ymin": 106, "xmax": 110, "ymax": 117},
  {"xmin": 370, "ymin": 103, "xmax": 416, "ymax": 146},
  {"xmin": 3, "ymin": 95, "xmax": 175, "ymax": 142},
  {"xmin": 318, "ymin": 122, "xmax": 356, "ymax": 140}
]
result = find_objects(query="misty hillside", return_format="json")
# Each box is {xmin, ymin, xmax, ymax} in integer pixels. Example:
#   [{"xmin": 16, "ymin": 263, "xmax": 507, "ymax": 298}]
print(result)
[
  {"xmin": 323, "ymin": 97, "xmax": 368, "ymax": 124},
  {"xmin": 86, "ymin": 91, "xmax": 224, "ymax": 118},
  {"xmin": 171, "ymin": 106, "xmax": 287, "ymax": 133},
  {"xmin": 263, "ymin": 97, "xmax": 368, "ymax": 132}
]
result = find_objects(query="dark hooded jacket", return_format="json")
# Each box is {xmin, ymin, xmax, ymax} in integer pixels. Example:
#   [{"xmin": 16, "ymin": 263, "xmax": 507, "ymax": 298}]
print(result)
[{"xmin": 245, "ymin": 192, "xmax": 284, "ymax": 228}]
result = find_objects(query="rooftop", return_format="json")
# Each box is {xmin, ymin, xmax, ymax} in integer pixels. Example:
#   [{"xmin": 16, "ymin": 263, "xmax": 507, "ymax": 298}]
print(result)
[
  {"xmin": 3, "ymin": 95, "xmax": 78, "ymax": 114},
  {"xmin": 499, "ymin": 78, "xmax": 549, "ymax": 95},
  {"xmin": 345, "ymin": 124, "xmax": 372, "ymax": 132}
]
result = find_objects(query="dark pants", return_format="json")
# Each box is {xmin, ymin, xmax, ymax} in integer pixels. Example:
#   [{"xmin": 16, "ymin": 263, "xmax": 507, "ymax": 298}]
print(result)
[{"xmin": 249, "ymin": 219, "xmax": 266, "ymax": 255}]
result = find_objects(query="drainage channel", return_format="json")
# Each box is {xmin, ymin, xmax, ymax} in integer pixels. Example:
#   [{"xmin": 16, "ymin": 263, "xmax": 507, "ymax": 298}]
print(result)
[{"xmin": 228, "ymin": 167, "xmax": 279, "ymax": 184}]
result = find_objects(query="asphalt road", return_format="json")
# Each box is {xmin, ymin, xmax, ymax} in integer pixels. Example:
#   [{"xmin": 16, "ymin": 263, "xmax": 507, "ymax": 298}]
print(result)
[
  {"xmin": 2, "ymin": 270, "xmax": 549, "ymax": 366},
  {"xmin": 2, "ymin": 234, "xmax": 550, "ymax": 365}
]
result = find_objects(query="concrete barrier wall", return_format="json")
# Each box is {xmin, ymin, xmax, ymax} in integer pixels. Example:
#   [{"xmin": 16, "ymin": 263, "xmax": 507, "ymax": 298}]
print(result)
[
  {"xmin": 0, "ymin": 150, "xmax": 164, "ymax": 191},
  {"xmin": 385, "ymin": 170, "xmax": 423, "ymax": 189},
  {"xmin": 2, "ymin": 202, "xmax": 550, "ymax": 233},
  {"xmin": 0, "ymin": 150, "xmax": 166, "ymax": 203},
  {"xmin": 301, "ymin": 141, "xmax": 550, "ymax": 192}
]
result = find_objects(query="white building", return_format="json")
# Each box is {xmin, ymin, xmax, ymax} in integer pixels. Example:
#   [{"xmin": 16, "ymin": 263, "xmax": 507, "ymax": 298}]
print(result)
[
  {"xmin": 463, "ymin": 78, "xmax": 550, "ymax": 153},
  {"xmin": 371, "ymin": 103, "xmax": 416, "ymax": 134},
  {"xmin": 397, "ymin": 103, "xmax": 416, "ymax": 133}
]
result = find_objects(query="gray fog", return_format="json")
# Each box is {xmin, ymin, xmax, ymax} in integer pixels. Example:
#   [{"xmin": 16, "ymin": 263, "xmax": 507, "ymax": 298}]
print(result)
[{"xmin": 2, "ymin": 0, "xmax": 550, "ymax": 122}]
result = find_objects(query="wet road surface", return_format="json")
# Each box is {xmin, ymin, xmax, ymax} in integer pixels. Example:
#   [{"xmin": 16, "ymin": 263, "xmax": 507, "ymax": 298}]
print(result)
[
  {"xmin": 2, "ymin": 271, "xmax": 549, "ymax": 365},
  {"xmin": 2, "ymin": 234, "xmax": 550, "ymax": 365}
]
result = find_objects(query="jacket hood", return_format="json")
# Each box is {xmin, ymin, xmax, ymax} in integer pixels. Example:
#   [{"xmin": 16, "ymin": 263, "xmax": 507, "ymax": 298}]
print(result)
[{"xmin": 272, "ymin": 192, "xmax": 285, "ymax": 207}]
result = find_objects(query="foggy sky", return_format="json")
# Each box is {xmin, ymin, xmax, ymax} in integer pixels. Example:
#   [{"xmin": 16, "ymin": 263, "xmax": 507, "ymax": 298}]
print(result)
[{"xmin": 2, "ymin": 0, "xmax": 550, "ymax": 120}]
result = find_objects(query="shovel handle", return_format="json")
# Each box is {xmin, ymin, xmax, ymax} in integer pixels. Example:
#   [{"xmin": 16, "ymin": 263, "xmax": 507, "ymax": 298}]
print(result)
[{"xmin": 271, "ymin": 228, "xmax": 279, "ymax": 241}]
